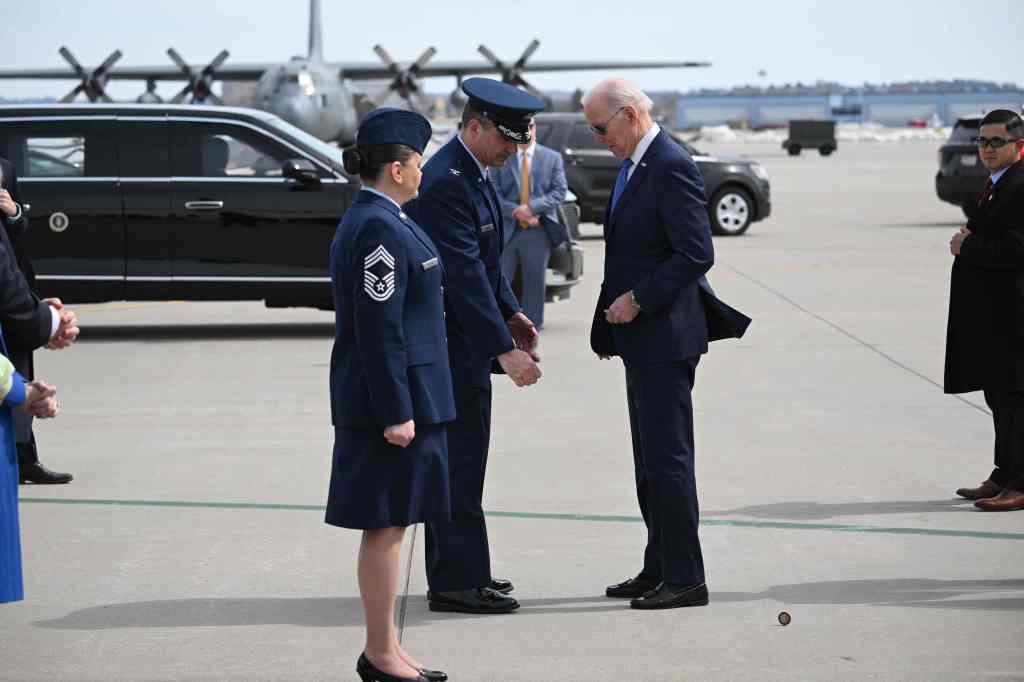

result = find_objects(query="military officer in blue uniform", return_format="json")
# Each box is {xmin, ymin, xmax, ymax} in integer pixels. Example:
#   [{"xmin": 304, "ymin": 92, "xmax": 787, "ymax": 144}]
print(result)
[
  {"xmin": 325, "ymin": 108, "xmax": 450, "ymax": 682},
  {"xmin": 406, "ymin": 78, "xmax": 544, "ymax": 615}
]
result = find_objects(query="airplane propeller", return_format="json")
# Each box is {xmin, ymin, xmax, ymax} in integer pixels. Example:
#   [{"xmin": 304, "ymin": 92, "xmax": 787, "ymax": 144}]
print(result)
[
  {"xmin": 370, "ymin": 44, "xmax": 437, "ymax": 113},
  {"xmin": 136, "ymin": 79, "xmax": 163, "ymax": 104},
  {"xmin": 477, "ymin": 39, "xmax": 546, "ymax": 101},
  {"xmin": 58, "ymin": 47, "xmax": 122, "ymax": 103},
  {"xmin": 167, "ymin": 48, "xmax": 229, "ymax": 105},
  {"xmin": 449, "ymin": 74, "xmax": 467, "ymax": 111}
]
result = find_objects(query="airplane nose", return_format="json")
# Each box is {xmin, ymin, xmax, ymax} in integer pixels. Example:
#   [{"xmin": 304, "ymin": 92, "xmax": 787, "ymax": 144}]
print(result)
[{"xmin": 271, "ymin": 97, "xmax": 313, "ymax": 130}]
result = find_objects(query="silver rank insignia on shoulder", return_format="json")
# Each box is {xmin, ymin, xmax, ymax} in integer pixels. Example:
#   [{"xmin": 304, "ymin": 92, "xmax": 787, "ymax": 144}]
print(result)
[
  {"xmin": 399, "ymin": 211, "xmax": 407, "ymax": 220},
  {"xmin": 449, "ymin": 168, "xmax": 461, "ymax": 176},
  {"xmin": 363, "ymin": 244, "xmax": 396, "ymax": 302}
]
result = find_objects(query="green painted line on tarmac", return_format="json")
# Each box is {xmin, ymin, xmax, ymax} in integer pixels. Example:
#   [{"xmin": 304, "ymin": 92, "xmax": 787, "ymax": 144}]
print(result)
[{"xmin": 20, "ymin": 496, "xmax": 1024, "ymax": 541}]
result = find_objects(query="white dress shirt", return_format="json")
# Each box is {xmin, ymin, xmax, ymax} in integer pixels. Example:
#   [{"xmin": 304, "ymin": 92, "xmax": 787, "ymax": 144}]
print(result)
[
  {"xmin": 627, "ymin": 123, "xmax": 661, "ymax": 181},
  {"xmin": 457, "ymin": 134, "xmax": 489, "ymax": 180},
  {"xmin": 361, "ymin": 186, "xmax": 402, "ymax": 211}
]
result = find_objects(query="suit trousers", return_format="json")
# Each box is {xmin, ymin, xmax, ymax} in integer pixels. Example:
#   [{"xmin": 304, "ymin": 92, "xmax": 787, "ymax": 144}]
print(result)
[
  {"xmin": 12, "ymin": 351, "xmax": 36, "ymax": 466},
  {"xmin": 983, "ymin": 388, "xmax": 1024, "ymax": 490},
  {"xmin": 625, "ymin": 357, "xmax": 705, "ymax": 585},
  {"xmin": 501, "ymin": 227, "xmax": 550, "ymax": 329},
  {"xmin": 425, "ymin": 382, "xmax": 493, "ymax": 591}
]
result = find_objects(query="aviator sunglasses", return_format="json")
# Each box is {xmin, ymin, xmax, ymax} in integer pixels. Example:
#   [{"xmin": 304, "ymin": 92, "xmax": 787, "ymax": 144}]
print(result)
[
  {"xmin": 589, "ymin": 106, "xmax": 626, "ymax": 136},
  {"xmin": 973, "ymin": 136, "xmax": 1021, "ymax": 150}
]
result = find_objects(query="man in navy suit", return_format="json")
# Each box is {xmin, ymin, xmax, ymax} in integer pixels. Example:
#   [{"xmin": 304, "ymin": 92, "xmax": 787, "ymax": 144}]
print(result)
[
  {"xmin": 0, "ymin": 157, "xmax": 77, "ymax": 485},
  {"xmin": 406, "ymin": 78, "xmax": 544, "ymax": 615},
  {"xmin": 586, "ymin": 77, "xmax": 749, "ymax": 610},
  {"xmin": 494, "ymin": 124, "xmax": 568, "ymax": 330}
]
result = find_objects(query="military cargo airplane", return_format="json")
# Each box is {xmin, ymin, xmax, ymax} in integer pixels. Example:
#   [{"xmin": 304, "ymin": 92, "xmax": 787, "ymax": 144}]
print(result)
[{"xmin": 0, "ymin": 0, "xmax": 709, "ymax": 145}]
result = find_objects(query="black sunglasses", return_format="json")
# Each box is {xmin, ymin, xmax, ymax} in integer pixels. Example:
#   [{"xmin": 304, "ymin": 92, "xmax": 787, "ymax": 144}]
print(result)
[
  {"xmin": 973, "ymin": 136, "xmax": 1020, "ymax": 150},
  {"xmin": 589, "ymin": 106, "xmax": 626, "ymax": 136}
]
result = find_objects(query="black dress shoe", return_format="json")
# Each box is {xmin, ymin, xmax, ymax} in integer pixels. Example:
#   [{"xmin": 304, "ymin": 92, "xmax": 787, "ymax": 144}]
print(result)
[
  {"xmin": 427, "ymin": 587, "xmax": 519, "ymax": 614},
  {"xmin": 419, "ymin": 668, "xmax": 448, "ymax": 682},
  {"xmin": 488, "ymin": 577, "xmax": 514, "ymax": 594},
  {"xmin": 631, "ymin": 582, "xmax": 708, "ymax": 610},
  {"xmin": 356, "ymin": 653, "xmax": 428, "ymax": 682},
  {"xmin": 18, "ymin": 462, "xmax": 73, "ymax": 485},
  {"xmin": 605, "ymin": 574, "xmax": 659, "ymax": 599}
]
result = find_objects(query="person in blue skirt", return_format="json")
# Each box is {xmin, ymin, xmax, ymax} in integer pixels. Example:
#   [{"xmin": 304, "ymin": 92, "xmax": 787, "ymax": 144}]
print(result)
[
  {"xmin": 325, "ymin": 108, "xmax": 453, "ymax": 682},
  {"xmin": 0, "ymin": 326, "xmax": 59, "ymax": 604}
]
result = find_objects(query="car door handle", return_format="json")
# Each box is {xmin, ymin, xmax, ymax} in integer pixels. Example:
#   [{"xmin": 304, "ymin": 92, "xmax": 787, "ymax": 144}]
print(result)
[{"xmin": 184, "ymin": 200, "xmax": 224, "ymax": 211}]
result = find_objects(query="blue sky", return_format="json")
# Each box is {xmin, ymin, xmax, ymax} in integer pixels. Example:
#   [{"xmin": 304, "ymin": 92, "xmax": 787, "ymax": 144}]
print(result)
[{"xmin": 1, "ymin": 0, "xmax": 1020, "ymax": 100}]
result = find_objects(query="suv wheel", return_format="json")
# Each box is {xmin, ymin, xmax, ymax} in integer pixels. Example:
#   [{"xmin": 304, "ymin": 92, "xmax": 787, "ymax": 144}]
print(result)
[
  {"xmin": 787, "ymin": 145, "xmax": 801, "ymax": 156},
  {"xmin": 710, "ymin": 186, "xmax": 753, "ymax": 236}
]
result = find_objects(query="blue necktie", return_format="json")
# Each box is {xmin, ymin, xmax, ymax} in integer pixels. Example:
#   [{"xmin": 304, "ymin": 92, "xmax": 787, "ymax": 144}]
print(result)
[{"xmin": 611, "ymin": 159, "xmax": 633, "ymax": 213}]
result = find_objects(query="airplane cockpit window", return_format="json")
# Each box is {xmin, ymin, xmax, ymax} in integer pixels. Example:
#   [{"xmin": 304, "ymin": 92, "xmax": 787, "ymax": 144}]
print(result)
[{"xmin": 172, "ymin": 123, "xmax": 292, "ymax": 178}]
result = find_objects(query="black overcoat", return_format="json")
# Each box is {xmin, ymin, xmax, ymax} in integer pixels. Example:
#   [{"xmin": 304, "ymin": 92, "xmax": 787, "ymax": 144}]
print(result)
[{"xmin": 944, "ymin": 160, "xmax": 1024, "ymax": 394}]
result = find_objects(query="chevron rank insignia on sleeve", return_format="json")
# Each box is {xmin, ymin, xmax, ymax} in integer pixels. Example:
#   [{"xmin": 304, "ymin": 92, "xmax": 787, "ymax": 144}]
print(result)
[{"xmin": 363, "ymin": 244, "xmax": 396, "ymax": 302}]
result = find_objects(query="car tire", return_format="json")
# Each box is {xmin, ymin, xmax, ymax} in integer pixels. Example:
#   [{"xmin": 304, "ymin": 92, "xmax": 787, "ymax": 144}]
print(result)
[
  {"xmin": 819, "ymin": 146, "xmax": 834, "ymax": 156},
  {"xmin": 787, "ymin": 145, "xmax": 801, "ymax": 156},
  {"xmin": 709, "ymin": 186, "xmax": 754, "ymax": 236}
]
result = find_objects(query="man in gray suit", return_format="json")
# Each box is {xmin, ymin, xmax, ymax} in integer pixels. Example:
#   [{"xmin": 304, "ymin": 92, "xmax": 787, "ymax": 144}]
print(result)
[{"xmin": 494, "ymin": 120, "xmax": 568, "ymax": 330}]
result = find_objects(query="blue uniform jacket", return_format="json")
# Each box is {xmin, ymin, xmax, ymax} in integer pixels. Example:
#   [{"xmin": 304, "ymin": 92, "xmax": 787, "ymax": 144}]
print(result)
[
  {"xmin": 406, "ymin": 137, "xmax": 521, "ymax": 388},
  {"xmin": 330, "ymin": 190, "xmax": 455, "ymax": 429},
  {"xmin": 591, "ymin": 130, "xmax": 716, "ymax": 364}
]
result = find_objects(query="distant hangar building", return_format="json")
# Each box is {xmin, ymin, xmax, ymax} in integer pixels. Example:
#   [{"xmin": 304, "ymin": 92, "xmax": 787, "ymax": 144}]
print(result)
[{"xmin": 675, "ymin": 90, "xmax": 1024, "ymax": 129}]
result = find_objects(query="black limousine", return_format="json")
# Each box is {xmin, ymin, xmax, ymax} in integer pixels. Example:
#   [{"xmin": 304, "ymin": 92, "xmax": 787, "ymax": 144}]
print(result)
[{"xmin": 0, "ymin": 104, "xmax": 583, "ymax": 309}]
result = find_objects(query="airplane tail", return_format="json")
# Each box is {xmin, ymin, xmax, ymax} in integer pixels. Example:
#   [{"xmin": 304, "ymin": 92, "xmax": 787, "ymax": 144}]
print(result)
[{"xmin": 308, "ymin": 0, "xmax": 324, "ymax": 62}]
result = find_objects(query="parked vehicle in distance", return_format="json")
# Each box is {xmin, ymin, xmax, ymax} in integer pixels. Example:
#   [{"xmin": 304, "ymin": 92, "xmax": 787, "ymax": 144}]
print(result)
[
  {"xmin": 533, "ymin": 112, "xmax": 771, "ymax": 236},
  {"xmin": 935, "ymin": 117, "xmax": 987, "ymax": 219},
  {"xmin": 782, "ymin": 119, "xmax": 837, "ymax": 157},
  {"xmin": 0, "ymin": 104, "xmax": 583, "ymax": 308}
]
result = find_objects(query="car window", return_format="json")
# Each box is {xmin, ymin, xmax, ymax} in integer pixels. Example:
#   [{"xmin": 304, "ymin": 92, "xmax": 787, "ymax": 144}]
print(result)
[
  {"xmin": 118, "ymin": 120, "xmax": 170, "ymax": 177},
  {"xmin": 534, "ymin": 122, "xmax": 554, "ymax": 146},
  {"xmin": 5, "ymin": 121, "xmax": 117, "ymax": 178},
  {"xmin": 26, "ymin": 141, "xmax": 83, "ymax": 177},
  {"xmin": 570, "ymin": 123, "xmax": 604, "ymax": 150},
  {"xmin": 949, "ymin": 119, "xmax": 980, "ymax": 144},
  {"xmin": 171, "ymin": 122, "xmax": 293, "ymax": 178}
]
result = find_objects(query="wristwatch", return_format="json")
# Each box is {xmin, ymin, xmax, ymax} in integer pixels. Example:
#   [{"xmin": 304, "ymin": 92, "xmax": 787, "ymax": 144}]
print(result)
[{"xmin": 630, "ymin": 290, "xmax": 642, "ymax": 311}]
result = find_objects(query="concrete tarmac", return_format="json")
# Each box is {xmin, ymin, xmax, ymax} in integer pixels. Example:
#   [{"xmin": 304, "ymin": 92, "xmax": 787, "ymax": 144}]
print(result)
[{"xmin": 2, "ymin": 140, "xmax": 1022, "ymax": 681}]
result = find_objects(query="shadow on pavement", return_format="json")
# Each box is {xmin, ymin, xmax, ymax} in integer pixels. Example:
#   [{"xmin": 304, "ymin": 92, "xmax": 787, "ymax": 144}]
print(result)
[
  {"xmin": 707, "ymin": 499, "xmax": 972, "ymax": 520},
  {"xmin": 78, "ymin": 323, "xmax": 335, "ymax": 343},
  {"xmin": 881, "ymin": 221, "xmax": 963, "ymax": 228},
  {"xmin": 35, "ymin": 577, "xmax": 1024, "ymax": 631},
  {"xmin": 713, "ymin": 578, "xmax": 1024, "ymax": 611}
]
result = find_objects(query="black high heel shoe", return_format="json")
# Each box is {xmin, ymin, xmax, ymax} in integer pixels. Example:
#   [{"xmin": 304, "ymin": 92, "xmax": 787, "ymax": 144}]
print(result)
[
  {"xmin": 419, "ymin": 668, "xmax": 448, "ymax": 682},
  {"xmin": 356, "ymin": 653, "xmax": 430, "ymax": 682}
]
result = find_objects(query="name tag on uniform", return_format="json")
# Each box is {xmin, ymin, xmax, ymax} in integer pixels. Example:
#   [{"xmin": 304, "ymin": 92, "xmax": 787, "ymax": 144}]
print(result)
[
  {"xmin": 421, "ymin": 257, "xmax": 439, "ymax": 271},
  {"xmin": 480, "ymin": 223, "xmax": 495, "ymax": 234}
]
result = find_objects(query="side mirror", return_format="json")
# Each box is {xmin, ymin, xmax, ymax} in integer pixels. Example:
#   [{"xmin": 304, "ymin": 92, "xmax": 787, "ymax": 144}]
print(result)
[{"xmin": 282, "ymin": 159, "xmax": 321, "ymax": 187}]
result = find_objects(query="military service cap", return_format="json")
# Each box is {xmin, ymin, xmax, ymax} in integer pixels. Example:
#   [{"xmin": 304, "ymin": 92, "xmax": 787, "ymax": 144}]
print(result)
[
  {"xmin": 461, "ymin": 77, "xmax": 545, "ymax": 144},
  {"xmin": 357, "ymin": 107, "xmax": 432, "ymax": 154}
]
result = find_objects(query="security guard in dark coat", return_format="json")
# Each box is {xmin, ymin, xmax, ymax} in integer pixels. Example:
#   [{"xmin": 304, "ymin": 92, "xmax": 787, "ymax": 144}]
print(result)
[
  {"xmin": 325, "ymin": 108, "xmax": 452, "ymax": 682},
  {"xmin": 945, "ymin": 108, "xmax": 1024, "ymax": 512},
  {"xmin": 406, "ymin": 78, "xmax": 544, "ymax": 615}
]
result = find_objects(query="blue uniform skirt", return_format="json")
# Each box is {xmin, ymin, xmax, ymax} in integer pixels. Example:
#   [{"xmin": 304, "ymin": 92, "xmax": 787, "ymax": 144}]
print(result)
[
  {"xmin": 326, "ymin": 423, "xmax": 451, "ymax": 530},
  {"xmin": 0, "ymin": 407, "xmax": 23, "ymax": 603}
]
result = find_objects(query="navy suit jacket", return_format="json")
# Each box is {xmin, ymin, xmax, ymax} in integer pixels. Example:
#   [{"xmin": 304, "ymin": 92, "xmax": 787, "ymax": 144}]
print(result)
[
  {"xmin": 330, "ymin": 191, "xmax": 455, "ymax": 429},
  {"xmin": 0, "ymin": 157, "xmax": 51, "ymax": 357},
  {"xmin": 406, "ymin": 137, "xmax": 520, "ymax": 389},
  {"xmin": 494, "ymin": 144, "xmax": 569, "ymax": 248},
  {"xmin": 591, "ymin": 130, "xmax": 749, "ymax": 363}
]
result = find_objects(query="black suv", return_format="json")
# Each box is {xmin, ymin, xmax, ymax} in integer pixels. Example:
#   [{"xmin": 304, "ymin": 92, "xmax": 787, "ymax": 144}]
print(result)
[
  {"xmin": 936, "ymin": 117, "xmax": 986, "ymax": 218},
  {"xmin": 0, "ymin": 104, "xmax": 582, "ymax": 308},
  {"xmin": 533, "ymin": 113, "xmax": 771, "ymax": 236}
]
